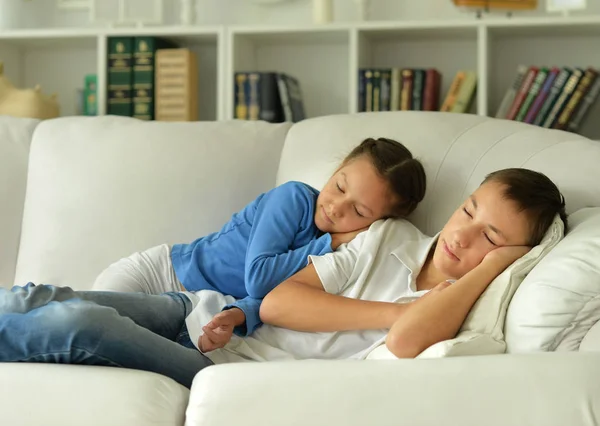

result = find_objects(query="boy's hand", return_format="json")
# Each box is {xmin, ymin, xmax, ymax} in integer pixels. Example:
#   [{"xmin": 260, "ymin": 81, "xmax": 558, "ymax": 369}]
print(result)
[
  {"xmin": 483, "ymin": 245, "xmax": 531, "ymax": 269},
  {"xmin": 198, "ymin": 308, "xmax": 246, "ymax": 352},
  {"xmin": 330, "ymin": 227, "xmax": 368, "ymax": 250}
]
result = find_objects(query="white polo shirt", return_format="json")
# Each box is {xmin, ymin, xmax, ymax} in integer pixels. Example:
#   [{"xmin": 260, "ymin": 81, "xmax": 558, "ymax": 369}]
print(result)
[{"xmin": 185, "ymin": 218, "xmax": 437, "ymax": 364}]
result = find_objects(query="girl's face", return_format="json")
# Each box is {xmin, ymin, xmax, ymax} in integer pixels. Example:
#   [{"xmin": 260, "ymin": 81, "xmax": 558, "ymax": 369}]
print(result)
[{"xmin": 314, "ymin": 156, "xmax": 395, "ymax": 234}]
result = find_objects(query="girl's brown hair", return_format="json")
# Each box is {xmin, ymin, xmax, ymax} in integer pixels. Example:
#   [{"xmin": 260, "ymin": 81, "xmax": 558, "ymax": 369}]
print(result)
[{"xmin": 342, "ymin": 137, "xmax": 426, "ymax": 217}]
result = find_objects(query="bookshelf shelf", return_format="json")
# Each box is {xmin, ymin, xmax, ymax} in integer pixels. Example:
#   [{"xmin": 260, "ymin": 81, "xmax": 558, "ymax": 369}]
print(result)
[
  {"xmin": 229, "ymin": 27, "xmax": 351, "ymax": 119},
  {"xmin": 0, "ymin": 16, "xmax": 597, "ymax": 138}
]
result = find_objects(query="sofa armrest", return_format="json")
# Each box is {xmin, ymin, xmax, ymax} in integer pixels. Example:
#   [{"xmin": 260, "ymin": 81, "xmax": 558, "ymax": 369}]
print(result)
[
  {"xmin": 580, "ymin": 320, "xmax": 600, "ymax": 352},
  {"xmin": 0, "ymin": 364, "xmax": 189, "ymax": 426},
  {"xmin": 187, "ymin": 353, "xmax": 600, "ymax": 426}
]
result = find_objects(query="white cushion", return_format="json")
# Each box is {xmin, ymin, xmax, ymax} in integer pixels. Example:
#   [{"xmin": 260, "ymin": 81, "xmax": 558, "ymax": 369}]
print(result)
[
  {"xmin": 0, "ymin": 363, "xmax": 188, "ymax": 426},
  {"xmin": 506, "ymin": 207, "xmax": 600, "ymax": 352},
  {"xmin": 186, "ymin": 353, "xmax": 600, "ymax": 426},
  {"xmin": 14, "ymin": 116, "xmax": 290, "ymax": 290},
  {"xmin": 0, "ymin": 116, "xmax": 39, "ymax": 288},
  {"xmin": 366, "ymin": 214, "xmax": 564, "ymax": 359}
]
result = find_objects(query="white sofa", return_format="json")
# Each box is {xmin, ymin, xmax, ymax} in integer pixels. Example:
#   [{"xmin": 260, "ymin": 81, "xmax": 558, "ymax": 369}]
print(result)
[{"xmin": 1, "ymin": 112, "xmax": 600, "ymax": 426}]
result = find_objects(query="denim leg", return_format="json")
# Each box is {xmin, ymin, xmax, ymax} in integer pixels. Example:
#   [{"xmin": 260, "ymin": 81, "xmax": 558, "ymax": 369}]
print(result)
[
  {"xmin": 0, "ymin": 298, "xmax": 213, "ymax": 388},
  {"xmin": 0, "ymin": 283, "xmax": 189, "ymax": 340}
]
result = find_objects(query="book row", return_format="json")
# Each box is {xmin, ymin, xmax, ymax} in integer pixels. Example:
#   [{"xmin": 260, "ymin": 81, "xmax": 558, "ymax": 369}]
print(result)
[
  {"xmin": 358, "ymin": 68, "xmax": 478, "ymax": 114},
  {"xmin": 496, "ymin": 66, "xmax": 600, "ymax": 133},
  {"xmin": 107, "ymin": 37, "xmax": 198, "ymax": 121}
]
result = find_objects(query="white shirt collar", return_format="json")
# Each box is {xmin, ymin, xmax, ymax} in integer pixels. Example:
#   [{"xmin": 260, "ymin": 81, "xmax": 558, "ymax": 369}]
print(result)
[{"xmin": 390, "ymin": 232, "xmax": 440, "ymax": 292}]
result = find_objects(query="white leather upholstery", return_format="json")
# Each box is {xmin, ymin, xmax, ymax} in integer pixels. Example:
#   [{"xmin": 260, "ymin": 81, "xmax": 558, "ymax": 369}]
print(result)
[
  {"xmin": 277, "ymin": 112, "xmax": 600, "ymax": 236},
  {"xmin": 14, "ymin": 116, "xmax": 291, "ymax": 289},
  {"xmin": 0, "ymin": 364, "xmax": 189, "ymax": 426},
  {"xmin": 0, "ymin": 116, "xmax": 39, "ymax": 288},
  {"xmin": 187, "ymin": 353, "xmax": 600, "ymax": 426}
]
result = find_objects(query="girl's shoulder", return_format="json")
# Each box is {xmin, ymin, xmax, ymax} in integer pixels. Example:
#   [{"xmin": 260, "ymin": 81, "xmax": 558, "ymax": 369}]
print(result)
[{"xmin": 269, "ymin": 181, "xmax": 319, "ymax": 200}]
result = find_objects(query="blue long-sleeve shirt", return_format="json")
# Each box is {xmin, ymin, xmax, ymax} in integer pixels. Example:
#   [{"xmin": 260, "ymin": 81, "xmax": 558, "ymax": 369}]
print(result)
[{"xmin": 171, "ymin": 181, "xmax": 333, "ymax": 336}]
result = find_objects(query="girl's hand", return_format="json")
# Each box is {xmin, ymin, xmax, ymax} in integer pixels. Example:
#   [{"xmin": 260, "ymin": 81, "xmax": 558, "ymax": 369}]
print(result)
[{"xmin": 330, "ymin": 227, "xmax": 368, "ymax": 250}]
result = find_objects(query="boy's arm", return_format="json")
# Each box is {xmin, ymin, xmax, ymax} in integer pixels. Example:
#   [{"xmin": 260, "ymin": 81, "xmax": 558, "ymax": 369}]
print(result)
[
  {"xmin": 260, "ymin": 263, "xmax": 408, "ymax": 332},
  {"xmin": 385, "ymin": 246, "xmax": 530, "ymax": 358}
]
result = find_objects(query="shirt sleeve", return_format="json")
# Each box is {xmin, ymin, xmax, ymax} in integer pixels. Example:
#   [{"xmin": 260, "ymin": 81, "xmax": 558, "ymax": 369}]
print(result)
[
  {"xmin": 309, "ymin": 230, "xmax": 367, "ymax": 295},
  {"xmin": 244, "ymin": 182, "xmax": 333, "ymax": 299},
  {"xmin": 222, "ymin": 296, "xmax": 262, "ymax": 337}
]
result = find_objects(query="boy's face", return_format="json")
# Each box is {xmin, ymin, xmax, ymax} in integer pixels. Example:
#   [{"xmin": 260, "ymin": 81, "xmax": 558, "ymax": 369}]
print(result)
[{"xmin": 433, "ymin": 181, "xmax": 532, "ymax": 279}]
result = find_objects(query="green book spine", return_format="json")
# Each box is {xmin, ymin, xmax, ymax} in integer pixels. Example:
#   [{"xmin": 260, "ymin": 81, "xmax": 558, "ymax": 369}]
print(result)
[
  {"xmin": 83, "ymin": 74, "xmax": 97, "ymax": 116},
  {"xmin": 533, "ymin": 68, "xmax": 572, "ymax": 126},
  {"xmin": 515, "ymin": 67, "xmax": 548, "ymax": 122},
  {"xmin": 133, "ymin": 37, "xmax": 176, "ymax": 120},
  {"xmin": 107, "ymin": 37, "xmax": 134, "ymax": 117},
  {"xmin": 412, "ymin": 69, "xmax": 425, "ymax": 111},
  {"xmin": 542, "ymin": 68, "xmax": 583, "ymax": 128}
]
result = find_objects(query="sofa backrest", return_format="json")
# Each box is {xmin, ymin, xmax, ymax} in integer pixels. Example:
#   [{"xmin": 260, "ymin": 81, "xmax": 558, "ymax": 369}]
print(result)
[
  {"xmin": 14, "ymin": 117, "xmax": 290, "ymax": 289},
  {"xmin": 0, "ymin": 116, "xmax": 39, "ymax": 288},
  {"xmin": 277, "ymin": 112, "xmax": 600, "ymax": 236}
]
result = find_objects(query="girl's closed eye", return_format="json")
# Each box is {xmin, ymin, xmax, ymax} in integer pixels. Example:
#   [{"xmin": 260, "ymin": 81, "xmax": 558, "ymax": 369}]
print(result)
[
  {"xmin": 336, "ymin": 183, "xmax": 344, "ymax": 193},
  {"xmin": 463, "ymin": 207, "xmax": 472, "ymax": 218},
  {"xmin": 354, "ymin": 206, "xmax": 364, "ymax": 217}
]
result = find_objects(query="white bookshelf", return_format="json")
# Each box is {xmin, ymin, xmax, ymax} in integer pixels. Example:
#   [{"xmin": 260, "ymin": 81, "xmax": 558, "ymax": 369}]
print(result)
[{"xmin": 0, "ymin": 16, "xmax": 598, "ymax": 137}]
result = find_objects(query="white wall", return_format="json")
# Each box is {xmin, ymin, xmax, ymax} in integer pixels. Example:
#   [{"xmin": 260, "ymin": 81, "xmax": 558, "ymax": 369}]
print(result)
[{"xmin": 20, "ymin": 0, "xmax": 600, "ymax": 30}]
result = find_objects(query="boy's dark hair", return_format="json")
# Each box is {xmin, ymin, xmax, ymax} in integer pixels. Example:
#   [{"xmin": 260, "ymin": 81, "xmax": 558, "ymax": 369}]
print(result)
[
  {"xmin": 342, "ymin": 137, "xmax": 426, "ymax": 217},
  {"xmin": 482, "ymin": 168, "xmax": 567, "ymax": 246}
]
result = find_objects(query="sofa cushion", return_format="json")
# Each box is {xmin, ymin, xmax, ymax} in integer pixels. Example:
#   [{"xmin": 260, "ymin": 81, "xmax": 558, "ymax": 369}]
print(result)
[
  {"xmin": 14, "ymin": 116, "xmax": 291, "ymax": 289},
  {"xmin": 0, "ymin": 363, "xmax": 188, "ymax": 426},
  {"xmin": 0, "ymin": 116, "xmax": 39, "ymax": 288},
  {"xmin": 505, "ymin": 207, "xmax": 600, "ymax": 352}
]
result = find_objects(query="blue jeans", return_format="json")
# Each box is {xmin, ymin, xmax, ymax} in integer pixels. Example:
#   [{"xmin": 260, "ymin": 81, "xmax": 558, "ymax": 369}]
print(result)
[{"xmin": 0, "ymin": 283, "xmax": 213, "ymax": 388}]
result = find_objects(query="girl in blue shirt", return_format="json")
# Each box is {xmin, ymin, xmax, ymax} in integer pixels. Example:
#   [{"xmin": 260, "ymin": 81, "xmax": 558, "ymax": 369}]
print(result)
[{"xmin": 93, "ymin": 137, "xmax": 426, "ymax": 352}]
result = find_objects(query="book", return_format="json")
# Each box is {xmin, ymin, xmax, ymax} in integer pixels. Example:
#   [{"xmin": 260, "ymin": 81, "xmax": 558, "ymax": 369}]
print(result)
[
  {"xmin": 506, "ymin": 66, "xmax": 538, "ymax": 120},
  {"xmin": 390, "ymin": 68, "xmax": 402, "ymax": 111},
  {"xmin": 248, "ymin": 73, "xmax": 261, "ymax": 120},
  {"xmin": 107, "ymin": 37, "xmax": 134, "ymax": 116},
  {"xmin": 495, "ymin": 65, "xmax": 527, "ymax": 118},
  {"xmin": 555, "ymin": 68, "xmax": 598, "ymax": 130},
  {"xmin": 450, "ymin": 71, "xmax": 477, "ymax": 113},
  {"xmin": 277, "ymin": 73, "xmax": 306, "ymax": 122},
  {"xmin": 372, "ymin": 70, "xmax": 381, "ymax": 111},
  {"xmin": 380, "ymin": 69, "xmax": 392, "ymax": 111},
  {"xmin": 567, "ymin": 76, "xmax": 600, "ymax": 133},
  {"xmin": 412, "ymin": 69, "xmax": 425, "ymax": 111},
  {"xmin": 533, "ymin": 68, "xmax": 572, "ymax": 127},
  {"xmin": 358, "ymin": 70, "xmax": 367, "ymax": 112},
  {"xmin": 452, "ymin": 0, "xmax": 537, "ymax": 9},
  {"xmin": 365, "ymin": 70, "xmax": 373, "ymax": 112},
  {"xmin": 83, "ymin": 74, "xmax": 97, "ymax": 116},
  {"xmin": 542, "ymin": 68, "xmax": 584, "ymax": 128},
  {"xmin": 133, "ymin": 37, "xmax": 177, "ymax": 120},
  {"xmin": 155, "ymin": 48, "xmax": 198, "ymax": 122},
  {"xmin": 515, "ymin": 67, "xmax": 548, "ymax": 122},
  {"xmin": 423, "ymin": 69, "xmax": 441, "ymax": 111},
  {"xmin": 440, "ymin": 71, "xmax": 466, "ymax": 112},
  {"xmin": 234, "ymin": 73, "xmax": 248, "ymax": 119},
  {"xmin": 524, "ymin": 67, "xmax": 559, "ymax": 124},
  {"xmin": 400, "ymin": 69, "xmax": 413, "ymax": 111}
]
